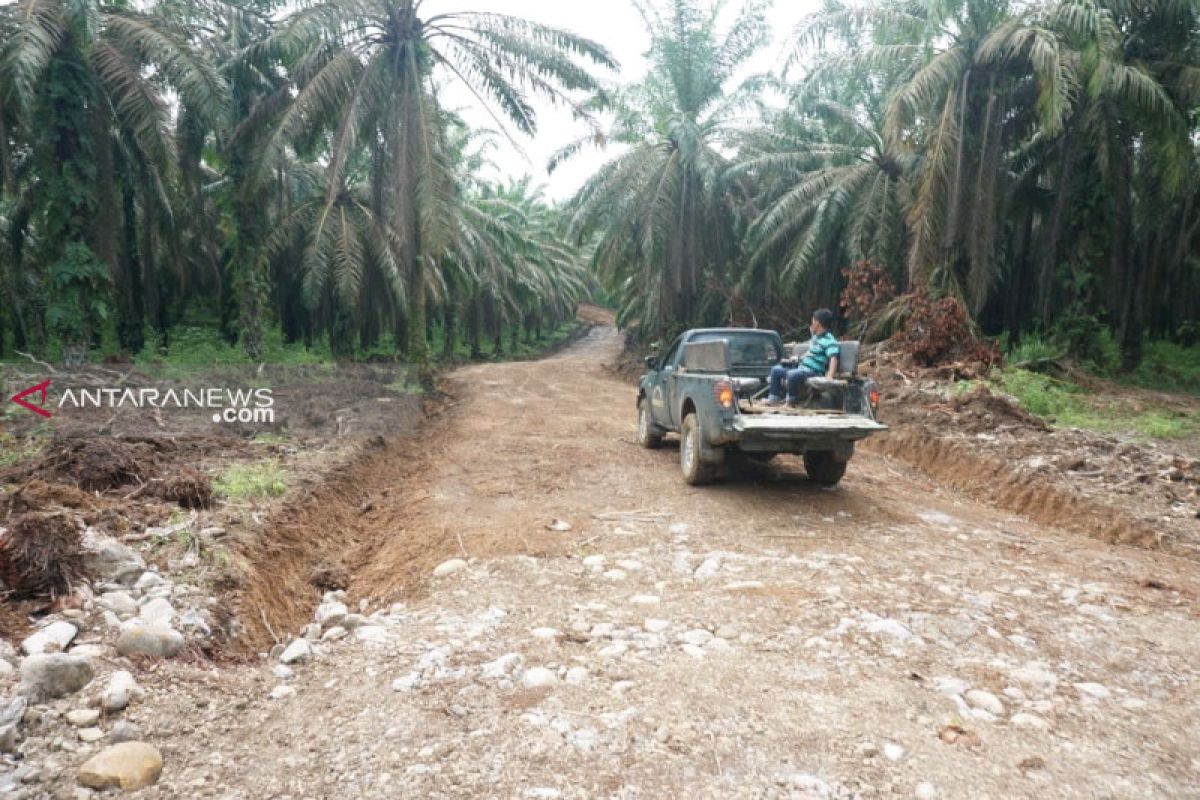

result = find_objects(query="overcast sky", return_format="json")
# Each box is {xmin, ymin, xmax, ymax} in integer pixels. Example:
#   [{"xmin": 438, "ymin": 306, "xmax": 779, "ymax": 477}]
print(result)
[{"xmin": 425, "ymin": 0, "xmax": 823, "ymax": 201}]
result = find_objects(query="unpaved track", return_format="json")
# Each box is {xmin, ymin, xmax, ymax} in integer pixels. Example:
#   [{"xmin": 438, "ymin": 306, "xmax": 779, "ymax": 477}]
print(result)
[{"xmin": 142, "ymin": 320, "xmax": 1198, "ymax": 799}]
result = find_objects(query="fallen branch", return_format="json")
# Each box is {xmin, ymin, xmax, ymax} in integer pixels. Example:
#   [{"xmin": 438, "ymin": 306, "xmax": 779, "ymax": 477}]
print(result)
[{"xmin": 14, "ymin": 351, "xmax": 58, "ymax": 376}]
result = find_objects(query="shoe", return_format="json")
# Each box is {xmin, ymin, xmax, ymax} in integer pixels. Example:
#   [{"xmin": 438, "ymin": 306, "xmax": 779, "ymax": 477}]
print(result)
[{"xmin": 763, "ymin": 398, "xmax": 783, "ymax": 407}]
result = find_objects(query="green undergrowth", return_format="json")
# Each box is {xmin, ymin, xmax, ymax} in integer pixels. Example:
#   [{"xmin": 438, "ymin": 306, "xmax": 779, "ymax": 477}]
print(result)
[
  {"xmin": 964, "ymin": 367, "xmax": 1199, "ymax": 441},
  {"xmin": 213, "ymin": 460, "xmax": 289, "ymax": 500}
]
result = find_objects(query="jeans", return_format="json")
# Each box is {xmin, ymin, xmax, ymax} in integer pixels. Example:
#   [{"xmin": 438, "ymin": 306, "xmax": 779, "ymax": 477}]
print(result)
[{"xmin": 768, "ymin": 365, "xmax": 820, "ymax": 402}]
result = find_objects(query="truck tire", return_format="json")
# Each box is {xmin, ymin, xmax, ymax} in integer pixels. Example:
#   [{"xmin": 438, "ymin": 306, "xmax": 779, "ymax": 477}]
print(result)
[
  {"xmin": 637, "ymin": 397, "xmax": 663, "ymax": 449},
  {"xmin": 680, "ymin": 413, "xmax": 718, "ymax": 485},
  {"xmin": 804, "ymin": 450, "xmax": 847, "ymax": 486}
]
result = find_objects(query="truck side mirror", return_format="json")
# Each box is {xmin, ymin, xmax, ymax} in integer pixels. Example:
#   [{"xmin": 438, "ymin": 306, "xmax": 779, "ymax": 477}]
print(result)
[{"xmin": 644, "ymin": 355, "xmax": 658, "ymax": 369}]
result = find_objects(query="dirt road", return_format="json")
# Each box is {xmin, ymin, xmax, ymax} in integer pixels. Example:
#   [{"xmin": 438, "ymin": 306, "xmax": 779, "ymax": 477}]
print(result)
[{"xmin": 139, "ymin": 319, "xmax": 1199, "ymax": 799}]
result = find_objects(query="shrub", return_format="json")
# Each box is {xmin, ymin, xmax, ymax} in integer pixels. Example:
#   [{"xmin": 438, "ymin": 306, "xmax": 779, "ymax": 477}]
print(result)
[{"xmin": 893, "ymin": 293, "xmax": 1001, "ymax": 368}]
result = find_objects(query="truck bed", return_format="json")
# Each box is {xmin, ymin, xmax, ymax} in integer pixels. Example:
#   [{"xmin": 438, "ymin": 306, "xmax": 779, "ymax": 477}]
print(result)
[{"xmin": 732, "ymin": 412, "xmax": 887, "ymax": 436}]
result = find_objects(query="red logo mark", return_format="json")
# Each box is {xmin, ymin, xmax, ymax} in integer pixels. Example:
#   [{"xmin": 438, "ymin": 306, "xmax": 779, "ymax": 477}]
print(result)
[{"xmin": 10, "ymin": 379, "xmax": 52, "ymax": 418}]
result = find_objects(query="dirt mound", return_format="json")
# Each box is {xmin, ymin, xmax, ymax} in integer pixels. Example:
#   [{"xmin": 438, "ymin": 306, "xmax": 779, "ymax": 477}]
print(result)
[
  {"xmin": 0, "ymin": 511, "xmax": 86, "ymax": 598},
  {"xmin": 865, "ymin": 427, "xmax": 1162, "ymax": 549},
  {"xmin": 947, "ymin": 383, "xmax": 1051, "ymax": 432},
  {"xmin": 152, "ymin": 466, "xmax": 214, "ymax": 509},
  {"xmin": 12, "ymin": 436, "xmax": 174, "ymax": 491}
]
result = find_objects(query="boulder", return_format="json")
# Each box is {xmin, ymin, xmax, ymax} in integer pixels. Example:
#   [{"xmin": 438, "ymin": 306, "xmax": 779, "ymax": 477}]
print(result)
[
  {"xmin": 101, "ymin": 670, "xmax": 142, "ymax": 713},
  {"xmin": 77, "ymin": 742, "xmax": 163, "ymax": 791},
  {"xmin": 81, "ymin": 536, "xmax": 145, "ymax": 585},
  {"xmin": 115, "ymin": 626, "xmax": 185, "ymax": 658},
  {"xmin": 18, "ymin": 654, "xmax": 94, "ymax": 701},
  {"xmin": 21, "ymin": 621, "xmax": 79, "ymax": 655}
]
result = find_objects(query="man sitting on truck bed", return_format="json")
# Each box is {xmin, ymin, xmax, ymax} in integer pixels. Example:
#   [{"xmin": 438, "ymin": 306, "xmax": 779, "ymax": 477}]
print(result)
[{"xmin": 766, "ymin": 308, "xmax": 840, "ymax": 406}]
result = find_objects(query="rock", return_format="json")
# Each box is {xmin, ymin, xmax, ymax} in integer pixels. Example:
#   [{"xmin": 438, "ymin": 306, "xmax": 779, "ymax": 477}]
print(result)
[
  {"xmin": 530, "ymin": 627, "xmax": 559, "ymax": 640},
  {"xmin": 432, "ymin": 559, "xmax": 468, "ymax": 577},
  {"xmin": 340, "ymin": 614, "xmax": 367, "ymax": 630},
  {"xmin": 1011, "ymin": 712, "xmax": 1049, "ymax": 730},
  {"xmin": 707, "ymin": 637, "xmax": 733, "ymax": 652},
  {"xmin": 693, "ymin": 554, "xmax": 722, "ymax": 579},
  {"xmin": 883, "ymin": 742, "xmax": 905, "ymax": 761},
  {"xmin": 78, "ymin": 727, "xmax": 104, "ymax": 743},
  {"xmin": 21, "ymin": 621, "xmax": 79, "ymax": 655},
  {"xmin": 681, "ymin": 644, "xmax": 705, "ymax": 659},
  {"xmin": 0, "ymin": 723, "xmax": 17, "ymax": 753},
  {"xmin": 581, "ymin": 555, "xmax": 605, "ymax": 569},
  {"xmin": 521, "ymin": 667, "xmax": 558, "ymax": 689},
  {"xmin": 597, "ymin": 642, "xmax": 628, "ymax": 659},
  {"xmin": 1010, "ymin": 664, "xmax": 1058, "ymax": 696},
  {"xmin": 644, "ymin": 619, "xmax": 671, "ymax": 633},
  {"xmin": 97, "ymin": 593, "xmax": 138, "ymax": 618},
  {"xmin": 19, "ymin": 654, "xmax": 94, "ymax": 701},
  {"xmin": 133, "ymin": 572, "xmax": 167, "ymax": 592},
  {"xmin": 315, "ymin": 601, "xmax": 347, "ymax": 629},
  {"xmin": 932, "ymin": 676, "xmax": 970, "ymax": 697},
  {"xmin": 278, "ymin": 639, "xmax": 312, "ymax": 664},
  {"xmin": 81, "ymin": 538, "xmax": 145, "ymax": 585},
  {"xmin": 564, "ymin": 667, "xmax": 589, "ymax": 685},
  {"xmin": 115, "ymin": 626, "xmax": 184, "ymax": 659},
  {"xmin": 965, "ymin": 689, "xmax": 1005, "ymax": 716},
  {"xmin": 773, "ymin": 771, "xmax": 832, "ymax": 796},
  {"xmin": 272, "ymin": 665, "xmax": 294, "ymax": 680},
  {"xmin": 865, "ymin": 618, "xmax": 918, "ymax": 642},
  {"xmin": 137, "ymin": 598, "xmax": 175, "ymax": 626},
  {"xmin": 177, "ymin": 610, "xmax": 212, "ymax": 637},
  {"xmin": 680, "ymin": 629, "xmax": 713, "ymax": 647},
  {"xmin": 0, "ymin": 696, "xmax": 26, "ymax": 728},
  {"xmin": 915, "ymin": 781, "xmax": 937, "ymax": 799},
  {"xmin": 109, "ymin": 721, "xmax": 139, "ymax": 745},
  {"xmin": 481, "ymin": 653, "xmax": 522, "ymax": 679},
  {"xmin": 66, "ymin": 710, "xmax": 100, "ymax": 728},
  {"xmin": 69, "ymin": 644, "xmax": 109, "ymax": 660},
  {"xmin": 525, "ymin": 789, "xmax": 562, "ymax": 800},
  {"xmin": 601, "ymin": 569, "xmax": 627, "ymax": 581},
  {"xmin": 1074, "ymin": 682, "xmax": 1111, "ymax": 700},
  {"xmin": 616, "ymin": 559, "xmax": 643, "ymax": 572},
  {"xmin": 546, "ymin": 519, "xmax": 572, "ymax": 532},
  {"xmin": 353, "ymin": 625, "xmax": 388, "ymax": 643},
  {"xmin": 629, "ymin": 594, "xmax": 660, "ymax": 606},
  {"xmin": 321, "ymin": 626, "xmax": 348, "ymax": 641},
  {"xmin": 269, "ymin": 685, "xmax": 295, "ymax": 700},
  {"xmin": 77, "ymin": 742, "xmax": 163, "ymax": 791},
  {"xmin": 101, "ymin": 671, "xmax": 141, "ymax": 713},
  {"xmin": 0, "ymin": 659, "xmax": 13, "ymax": 679}
]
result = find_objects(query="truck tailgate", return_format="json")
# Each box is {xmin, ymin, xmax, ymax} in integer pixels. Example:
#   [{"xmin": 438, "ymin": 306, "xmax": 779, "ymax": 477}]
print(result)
[{"xmin": 733, "ymin": 414, "xmax": 887, "ymax": 436}]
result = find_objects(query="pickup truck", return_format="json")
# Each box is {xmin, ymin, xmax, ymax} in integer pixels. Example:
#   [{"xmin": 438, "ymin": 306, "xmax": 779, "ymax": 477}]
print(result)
[{"xmin": 636, "ymin": 328, "xmax": 887, "ymax": 485}]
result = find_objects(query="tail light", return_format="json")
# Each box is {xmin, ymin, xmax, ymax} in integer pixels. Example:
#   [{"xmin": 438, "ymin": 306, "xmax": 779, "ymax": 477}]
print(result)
[
  {"xmin": 714, "ymin": 380, "xmax": 735, "ymax": 409},
  {"xmin": 869, "ymin": 388, "xmax": 880, "ymax": 410}
]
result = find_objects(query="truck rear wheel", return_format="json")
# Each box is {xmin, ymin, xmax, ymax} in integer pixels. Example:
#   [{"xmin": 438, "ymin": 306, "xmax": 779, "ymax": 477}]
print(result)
[
  {"xmin": 804, "ymin": 450, "xmax": 847, "ymax": 486},
  {"xmin": 680, "ymin": 414, "xmax": 718, "ymax": 485},
  {"xmin": 637, "ymin": 397, "xmax": 663, "ymax": 449}
]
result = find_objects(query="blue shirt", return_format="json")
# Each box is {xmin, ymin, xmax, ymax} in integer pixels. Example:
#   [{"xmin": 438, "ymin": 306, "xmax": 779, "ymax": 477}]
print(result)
[{"xmin": 800, "ymin": 331, "xmax": 840, "ymax": 375}]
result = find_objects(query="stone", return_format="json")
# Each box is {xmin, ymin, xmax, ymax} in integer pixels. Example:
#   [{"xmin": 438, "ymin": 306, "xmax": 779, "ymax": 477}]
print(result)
[
  {"xmin": 81, "ymin": 538, "xmax": 145, "ymax": 585},
  {"xmin": 616, "ymin": 559, "xmax": 643, "ymax": 572},
  {"xmin": 66, "ymin": 709, "xmax": 100, "ymax": 728},
  {"xmin": 643, "ymin": 619, "xmax": 670, "ymax": 633},
  {"xmin": 115, "ymin": 626, "xmax": 184, "ymax": 658},
  {"xmin": 432, "ymin": 559, "xmax": 468, "ymax": 577},
  {"xmin": 178, "ymin": 610, "xmax": 212, "ymax": 637},
  {"xmin": 77, "ymin": 742, "xmax": 163, "ymax": 791},
  {"xmin": 597, "ymin": 642, "xmax": 628, "ymax": 659},
  {"xmin": 21, "ymin": 621, "xmax": 79, "ymax": 655},
  {"xmin": 341, "ymin": 614, "xmax": 367, "ymax": 630},
  {"xmin": 965, "ymin": 689, "xmax": 1005, "ymax": 716},
  {"xmin": 581, "ymin": 555, "xmax": 605, "ymax": 569},
  {"xmin": 0, "ymin": 723, "xmax": 17, "ymax": 753},
  {"xmin": 137, "ymin": 598, "xmax": 175, "ymax": 626},
  {"xmin": 601, "ymin": 569, "xmax": 627, "ymax": 581},
  {"xmin": 883, "ymin": 743, "xmax": 905, "ymax": 761},
  {"xmin": 133, "ymin": 572, "xmax": 167, "ymax": 592},
  {"xmin": 481, "ymin": 654, "xmax": 522, "ymax": 679},
  {"xmin": 69, "ymin": 644, "xmax": 109, "ymax": 659},
  {"xmin": 278, "ymin": 639, "xmax": 312, "ymax": 664},
  {"xmin": 693, "ymin": 555, "xmax": 722, "ymax": 579},
  {"xmin": 915, "ymin": 781, "xmax": 937, "ymax": 799},
  {"xmin": 78, "ymin": 727, "xmax": 104, "ymax": 743},
  {"xmin": 315, "ymin": 601, "xmax": 347, "ymax": 629},
  {"xmin": 680, "ymin": 629, "xmax": 713, "ymax": 647},
  {"xmin": 101, "ymin": 671, "xmax": 141, "ymax": 713},
  {"xmin": 629, "ymin": 594, "xmax": 660, "ymax": 606},
  {"xmin": 865, "ymin": 618, "xmax": 917, "ymax": 642},
  {"xmin": 773, "ymin": 771, "xmax": 832, "ymax": 796},
  {"xmin": 681, "ymin": 644, "xmax": 705, "ymax": 659},
  {"xmin": 97, "ymin": 593, "xmax": 138, "ymax": 618},
  {"xmin": 932, "ymin": 676, "xmax": 970, "ymax": 697},
  {"xmin": 18, "ymin": 654, "xmax": 94, "ymax": 701},
  {"xmin": 353, "ymin": 625, "xmax": 388, "ymax": 643},
  {"xmin": 564, "ymin": 667, "xmax": 589, "ymax": 685},
  {"xmin": 521, "ymin": 667, "xmax": 558, "ymax": 689},
  {"xmin": 321, "ymin": 626, "xmax": 348, "ymax": 641},
  {"xmin": 1011, "ymin": 712, "xmax": 1049, "ymax": 730},
  {"xmin": 272, "ymin": 665, "xmax": 294, "ymax": 680},
  {"xmin": 0, "ymin": 696, "xmax": 27, "ymax": 728},
  {"xmin": 269, "ymin": 685, "xmax": 295, "ymax": 700},
  {"xmin": 109, "ymin": 721, "xmax": 140, "ymax": 745},
  {"xmin": 530, "ymin": 627, "xmax": 559, "ymax": 640},
  {"xmin": 1074, "ymin": 682, "xmax": 1111, "ymax": 700},
  {"xmin": 1010, "ymin": 664, "xmax": 1058, "ymax": 696}
]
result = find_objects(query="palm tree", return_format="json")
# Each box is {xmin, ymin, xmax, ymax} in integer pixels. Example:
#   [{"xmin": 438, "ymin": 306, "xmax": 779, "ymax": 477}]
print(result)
[
  {"xmin": 0, "ymin": 0, "xmax": 227, "ymax": 353},
  {"xmin": 262, "ymin": 0, "xmax": 615, "ymax": 362},
  {"xmin": 562, "ymin": 0, "xmax": 770, "ymax": 340}
]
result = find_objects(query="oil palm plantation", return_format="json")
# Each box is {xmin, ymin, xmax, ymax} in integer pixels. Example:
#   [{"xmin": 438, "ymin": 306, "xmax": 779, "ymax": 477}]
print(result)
[
  {"xmin": 562, "ymin": 0, "xmax": 770, "ymax": 340},
  {"xmin": 262, "ymin": 0, "xmax": 615, "ymax": 361}
]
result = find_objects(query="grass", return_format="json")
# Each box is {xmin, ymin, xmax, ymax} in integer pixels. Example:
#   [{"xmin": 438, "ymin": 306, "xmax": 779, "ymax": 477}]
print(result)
[
  {"xmin": 1124, "ymin": 339, "xmax": 1200, "ymax": 395},
  {"xmin": 986, "ymin": 367, "xmax": 1198, "ymax": 441},
  {"xmin": 0, "ymin": 431, "xmax": 48, "ymax": 468},
  {"xmin": 213, "ymin": 460, "xmax": 289, "ymax": 500}
]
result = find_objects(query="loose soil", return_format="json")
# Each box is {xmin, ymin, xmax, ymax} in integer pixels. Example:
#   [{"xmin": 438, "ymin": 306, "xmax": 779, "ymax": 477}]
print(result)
[{"xmin": 5, "ymin": 312, "xmax": 1200, "ymax": 798}]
